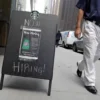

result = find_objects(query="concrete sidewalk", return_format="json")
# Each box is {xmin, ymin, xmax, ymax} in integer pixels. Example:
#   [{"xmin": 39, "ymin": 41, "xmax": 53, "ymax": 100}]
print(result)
[{"xmin": 0, "ymin": 47, "xmax": 100, "ymax": 100}]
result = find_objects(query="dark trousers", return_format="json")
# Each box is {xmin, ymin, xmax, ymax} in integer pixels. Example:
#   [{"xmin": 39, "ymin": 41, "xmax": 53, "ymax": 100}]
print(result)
[{"xmin": 56, "ymin": 39, "xmax": 59, "ymax": 46}]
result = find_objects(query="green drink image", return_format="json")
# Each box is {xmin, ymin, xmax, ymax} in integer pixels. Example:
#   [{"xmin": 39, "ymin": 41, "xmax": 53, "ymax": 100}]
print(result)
[{"xmin": 22, "ymin": 38, "xmax": 30, "ymax": 50}]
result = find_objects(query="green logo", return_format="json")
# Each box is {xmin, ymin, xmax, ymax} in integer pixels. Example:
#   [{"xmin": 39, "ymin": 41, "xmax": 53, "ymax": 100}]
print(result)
[{"xmin": 30, "ymin": 11, "xmax": 39, "ymax": 20}]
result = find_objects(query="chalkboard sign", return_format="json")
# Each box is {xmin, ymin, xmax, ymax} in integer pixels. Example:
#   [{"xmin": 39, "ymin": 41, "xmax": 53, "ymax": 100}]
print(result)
[{"xmin": 0, "ymin": 11, "xmax": 58, "ymax": 96}]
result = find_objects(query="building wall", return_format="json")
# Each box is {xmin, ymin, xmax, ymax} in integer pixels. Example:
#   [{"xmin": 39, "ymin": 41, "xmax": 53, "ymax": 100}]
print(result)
[
  {"xmin": 50, "ymin": 0, "xmax": 61, "ymax": 15},
  {"xmin": 58, "ymin": 0, "xmax": 78, "ymax": 31},
  {"xmin": 0, "ymin": 0, "xmax": 12, "ymax": 47},
  {"xmin": 12, "ymin": 0, "xmax": 79, "ymax": 31},
  {"xmin": 16, "ymin": 0, "xmax": 26, "ymax": 11},
  {"xmin": 0, "ymin": 0, "xmax": 12, "ymax": 20}
]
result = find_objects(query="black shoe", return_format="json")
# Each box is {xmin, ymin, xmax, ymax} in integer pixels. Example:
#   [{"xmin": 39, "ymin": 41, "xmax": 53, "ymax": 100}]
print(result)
[
  {"xmin": 85, "ymin": 86, "xmax": 98, "ymax": 94},
  {"xmin": 76, "ymin": 62, "xmax": 82, "ymax": 77}
]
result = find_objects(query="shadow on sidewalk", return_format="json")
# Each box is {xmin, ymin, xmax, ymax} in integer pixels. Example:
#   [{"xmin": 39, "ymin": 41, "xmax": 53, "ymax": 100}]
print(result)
[
  {"xmin": 4, "ymin": 77, "xmax": 48, "ymax": 93},
  {"xmin": 74, "ymin": 74, "xmax": 84, "ymax": 87}
]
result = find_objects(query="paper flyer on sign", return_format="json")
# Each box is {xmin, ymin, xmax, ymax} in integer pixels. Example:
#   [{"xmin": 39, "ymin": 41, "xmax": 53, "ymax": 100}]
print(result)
[{"xmin": 19, "ymin": 26, "xmax": 41, "ymax": 61}]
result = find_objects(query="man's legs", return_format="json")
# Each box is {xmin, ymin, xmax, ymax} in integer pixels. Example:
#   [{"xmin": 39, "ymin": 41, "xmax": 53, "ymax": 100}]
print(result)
[
  {"xmin": 77, "ymin": 43, "xmax": 100, "ymax": 72},
  {"xmin": 94, "ymin": 44, "xmax": 100, "ymax": 62},
  {"xmin": 94, "ymin": 24, "xmax": 100, "ymax": 62},
  {"xmin": 77, "ymin": 21, "xmax": 98, "ymax": 86}
]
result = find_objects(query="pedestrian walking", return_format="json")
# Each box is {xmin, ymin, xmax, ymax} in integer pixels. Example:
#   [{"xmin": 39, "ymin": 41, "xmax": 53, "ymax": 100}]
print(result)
[
  {"xmin": 56, "ymin": 30, "xmax": 62, "ymax": 47},
  {"xmin": 75, "ymin": 0, "xmax": 100, "ymax": 94}
]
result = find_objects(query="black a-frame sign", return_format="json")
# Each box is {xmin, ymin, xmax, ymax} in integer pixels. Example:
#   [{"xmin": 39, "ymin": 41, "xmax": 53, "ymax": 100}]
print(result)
[{"xmin": 0, "ymin": 11, "xmax": 58, "ymax": 96}]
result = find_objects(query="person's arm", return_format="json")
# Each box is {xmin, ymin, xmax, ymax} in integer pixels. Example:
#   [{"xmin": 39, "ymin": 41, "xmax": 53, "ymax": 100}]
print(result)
[
  {"xmin": 75, "ymin": 9, "xmax": 84, "ymax": 38},
  {"xmin": 76, "ymin": 9, "xmax": 84, "ymax": 29},
  {"xmin": 75, "ymin": 0, "xmax": 86, "ymax": 38}
]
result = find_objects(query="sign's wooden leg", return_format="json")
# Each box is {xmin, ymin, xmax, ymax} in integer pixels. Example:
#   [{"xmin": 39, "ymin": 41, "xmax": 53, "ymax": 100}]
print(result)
[
  {"xmin": 48, "ymin": 79, "xmax": 52, "ymax": 96},
  {"xmin": 0, "ymin": 73, "xmax": 4, "ymax": 90}
]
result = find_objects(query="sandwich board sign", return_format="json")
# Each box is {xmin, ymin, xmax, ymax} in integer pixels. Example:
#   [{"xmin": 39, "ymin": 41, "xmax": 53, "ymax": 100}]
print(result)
[{"xmin": 0, "ymin": 11, "xmax": 58, "ymax": 96}]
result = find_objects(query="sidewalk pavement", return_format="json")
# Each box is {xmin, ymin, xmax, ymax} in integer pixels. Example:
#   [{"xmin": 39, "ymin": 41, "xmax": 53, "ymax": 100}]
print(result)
[{"xmin": 0, "ymin": 47, "xmax": 100, "ymax": 100}]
